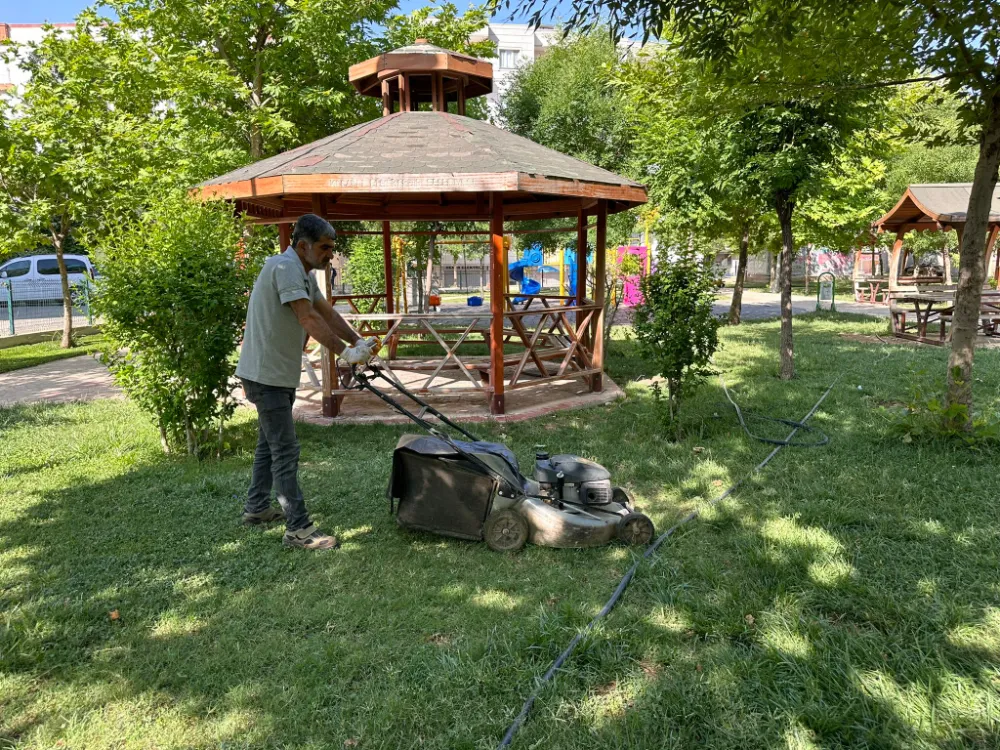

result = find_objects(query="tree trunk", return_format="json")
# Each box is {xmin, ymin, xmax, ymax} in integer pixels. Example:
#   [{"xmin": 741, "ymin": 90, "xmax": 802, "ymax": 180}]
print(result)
[
  {"xmin": 729, "ymin": 224, "xmax": 750, "ymax": 325},
  {"xmin": 945, "ymin": 94, "xmax": 1000, "ymax": 428},
  {"xmin": 51, "ymin": 227, "xmax": 74, "ymax": 349},
  {"xmin": 775, "ymin": 192, "xmax": 796, "ymax": 380},
  {"xmin": 414, "ymin": 257, "xmax": 425, "ymax": 313},
  {"xmin": 249, "ymin": 32, "xmax": 266, "ymax": 159},
  {"xmin": 768, "ymin": 251, "xmax": 779, "ymax": 293},
  {"xmin": 426, "ymin": 231, "xmax": 436, "ymax": 303}
]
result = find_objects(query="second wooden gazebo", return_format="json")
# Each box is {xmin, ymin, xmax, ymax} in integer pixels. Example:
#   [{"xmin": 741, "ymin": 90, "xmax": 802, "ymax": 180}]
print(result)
[{"xmin": 196, "ymin": 41, "xmax": 647, "ymax": 417}]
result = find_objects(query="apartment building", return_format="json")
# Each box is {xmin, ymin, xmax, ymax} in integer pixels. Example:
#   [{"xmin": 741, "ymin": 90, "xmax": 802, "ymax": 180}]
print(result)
[{"xmin": 469, "ymin": 23, "xmax": 559, "ymax": 113}]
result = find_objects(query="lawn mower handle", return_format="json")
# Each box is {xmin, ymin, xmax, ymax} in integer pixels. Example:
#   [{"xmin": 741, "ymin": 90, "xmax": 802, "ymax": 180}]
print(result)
[{"xmin": 347, "ymin": 364, "xmax": 524, "ymax": 498}]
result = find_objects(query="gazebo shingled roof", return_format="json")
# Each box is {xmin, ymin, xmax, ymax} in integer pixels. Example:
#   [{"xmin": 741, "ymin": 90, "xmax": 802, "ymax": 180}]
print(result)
[
  {"xmin": 871, "ymin": 183, "xmax": 1000, "ymax": 294},
  {"xmin": 874, "ymin": 184, "xmax": 1000, "ymax": 232},
  {"xmin": 196, "ymin": 43, "xmax": 648, "ymax": 419},
  {"xmin": 196, "ymin": 111, "xmax": 646, "ymax": 222}
]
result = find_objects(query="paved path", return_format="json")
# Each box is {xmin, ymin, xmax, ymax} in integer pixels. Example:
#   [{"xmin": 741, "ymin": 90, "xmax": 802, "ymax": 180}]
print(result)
[
  {"xmin": 0, "ymin": 355, "xmax": 121, "ymax": 406},
  {"xmin": 713, "ymin": 290, "xmax": 889, "ymax": 321}
]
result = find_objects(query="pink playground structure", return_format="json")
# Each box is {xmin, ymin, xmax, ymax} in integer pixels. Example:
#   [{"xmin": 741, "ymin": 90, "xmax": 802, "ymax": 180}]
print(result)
[{"xmin": 616, "ymin": 245, "xmax": 651, "ymax": 307}]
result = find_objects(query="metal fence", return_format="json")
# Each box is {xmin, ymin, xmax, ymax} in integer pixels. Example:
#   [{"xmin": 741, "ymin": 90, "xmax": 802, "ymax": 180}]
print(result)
[{"xmin": 0, "ymin": 279, "xmax": 97, "ymax": 338}]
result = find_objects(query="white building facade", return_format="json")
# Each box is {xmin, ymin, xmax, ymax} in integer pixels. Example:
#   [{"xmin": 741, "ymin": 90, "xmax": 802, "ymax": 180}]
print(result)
[
  {"xmin": 469, "ymin": 23, "xmax": 558, "ymax": 114},
  {"xmin": 0, "ymin": 23, "xmax": 76, "ymax": 94}
]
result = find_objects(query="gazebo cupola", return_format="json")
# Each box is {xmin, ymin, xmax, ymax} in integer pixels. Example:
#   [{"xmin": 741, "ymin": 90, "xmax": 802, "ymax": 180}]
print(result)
[
  {"xmin": 348, "ymin": 39, "xmax": 492, "ymax": 116},
  {"xmin": 197, "ymin": 44, "xmax": 647, "ymax": 419}
]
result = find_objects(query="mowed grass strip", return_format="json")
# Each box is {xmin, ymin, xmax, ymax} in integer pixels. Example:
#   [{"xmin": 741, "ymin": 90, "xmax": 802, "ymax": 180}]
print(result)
[
  {"xmin": 1, "ymin": 314, "xmax": 998, "ymax": 749},
  {"xmin": 0, "ymin": 334, "xmax": 106, "ymax": 374}
]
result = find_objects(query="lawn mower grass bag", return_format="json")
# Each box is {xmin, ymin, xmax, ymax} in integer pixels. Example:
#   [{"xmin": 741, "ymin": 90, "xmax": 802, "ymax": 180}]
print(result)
[{"xmin": 387, "ymin": 434, "xmax": 521, "ymax": 541}]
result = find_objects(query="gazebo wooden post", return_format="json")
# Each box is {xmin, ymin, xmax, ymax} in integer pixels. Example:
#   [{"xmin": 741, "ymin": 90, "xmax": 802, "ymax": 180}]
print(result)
[
  {"xmin": 489, "ymin": 194, "xmax": 505, "ymax": 415},
  {"xmin": 575, "ymin": 207, "xmax": 588, "ymax": 355},
  {"xmin": 279, "ymin": 223, "xmax": 292, "ymax": 251},
  {"xmin": 382, "ymin": 220, "xmax": 395, "ymax": 360},
  {"xmin": 592, "ymin": 200, "xmax": 607, "ymax": 392},
  {"xmin": 457, "ymin": 81, "xmax": 466, "ymax": 116},
  {"xmin": 381, "ymin": 80, "xmax": 392, "ymax": 116},
  {"xmin": 888, "ymin": 228, "xmax": 906, "ymax": 289},
  {"xmin": 382, "ymin": 221, "xmax": 394, "ymax": 314},
  {"xmin": 987, "ymin": 225, "xmax": 1000, "ymax": 284}
]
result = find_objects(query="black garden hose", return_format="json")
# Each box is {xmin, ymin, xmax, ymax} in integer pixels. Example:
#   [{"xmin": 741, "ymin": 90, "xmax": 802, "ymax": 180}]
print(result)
[{"xmin": 496, "ymin": 377, "xmax": 840, "ymax": 748}]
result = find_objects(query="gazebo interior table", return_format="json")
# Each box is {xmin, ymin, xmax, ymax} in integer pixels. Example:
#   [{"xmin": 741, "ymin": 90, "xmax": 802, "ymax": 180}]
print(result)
[{"xmin": 195, "ymin": 41, "xmax": 647, "ymax": 417}]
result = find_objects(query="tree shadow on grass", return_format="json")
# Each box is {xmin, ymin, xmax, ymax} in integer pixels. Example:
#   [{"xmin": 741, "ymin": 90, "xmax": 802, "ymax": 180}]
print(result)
[
  {"xmin": 501, "ymin": 316, "xmax": 1000, "ymax": 749},
  {"xmin": 0, "ymin": 386, "xmax": 744, "ymax": 748},
  {"xmin": 3, "ymin": 314, "xmax": 1000, "ymax": 748}
]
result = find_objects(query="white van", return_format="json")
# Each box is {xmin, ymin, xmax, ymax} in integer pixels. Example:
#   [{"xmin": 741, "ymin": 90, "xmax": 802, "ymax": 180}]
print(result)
[{"xmin": 0, "ymin": 254, "xmax": 97, "ymax": 303}]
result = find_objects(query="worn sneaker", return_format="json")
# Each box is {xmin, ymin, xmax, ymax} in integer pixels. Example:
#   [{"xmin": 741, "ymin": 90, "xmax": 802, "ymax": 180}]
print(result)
[
  {"xmin": 242, "ymin": 507, "xmax": 286, "ymax": 525},
  {"xmin": 283, "ymin": 524, "xmax": 339, "ymax": 550}
]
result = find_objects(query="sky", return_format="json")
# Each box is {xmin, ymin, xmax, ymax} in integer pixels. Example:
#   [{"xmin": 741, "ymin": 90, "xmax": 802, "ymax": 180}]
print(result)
[{"xmin": 0, "ymin": 0, "xmax": 557, "ymax": 25}]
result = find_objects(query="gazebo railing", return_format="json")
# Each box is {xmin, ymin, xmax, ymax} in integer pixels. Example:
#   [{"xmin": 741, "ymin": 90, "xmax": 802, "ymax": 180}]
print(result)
[
  {"xmin": 317, "ymin": 303, "xmax": 602, "ymax": 405},
  {"xmin": 503, "ymin": 302, "xmax": 601, "ymax": 390},
  {"xmin": 335, "ymin": 311, "xmax": 492, "ymax": 395},
  {"xmin": 330, "ymin": 293, "xmax": 389, "ymax": 338}
]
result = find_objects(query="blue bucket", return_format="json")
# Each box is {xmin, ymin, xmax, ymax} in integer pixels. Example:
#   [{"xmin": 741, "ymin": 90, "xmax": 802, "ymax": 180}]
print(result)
[{"xmin": 467, "ymin": 296, "xmax": 483, "ymax": 307}]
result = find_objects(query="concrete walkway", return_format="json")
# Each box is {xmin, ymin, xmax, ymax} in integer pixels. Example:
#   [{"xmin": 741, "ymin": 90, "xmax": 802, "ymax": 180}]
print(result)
[
  {"xmin": 713, "ymin": 290, "xmax": 890, "ymax": 321},
  {"xmin": 0, "ymin": 355, "xmax": 121, "ymax": 406}
]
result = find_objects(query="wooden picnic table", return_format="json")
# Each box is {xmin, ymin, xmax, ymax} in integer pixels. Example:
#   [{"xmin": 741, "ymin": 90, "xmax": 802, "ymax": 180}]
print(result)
[
  {"xmin": 893, "ymin": 289, "xmax": 1000, "ymax": 343},
  {"xmin": 895, "ymin": 292, "xmax": 954, "ymax": 341},
  {"xmin": 855, "ymin": 279, "xmax": 887, "ymax": 304}
]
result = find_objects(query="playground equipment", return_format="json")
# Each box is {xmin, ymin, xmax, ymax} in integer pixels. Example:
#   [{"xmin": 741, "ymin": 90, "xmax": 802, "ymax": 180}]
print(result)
[
  {"xmin": 509, "ymin": 244, "xmax": 558, "ymax": 302},
  {"xmin": 616, "ymin": 245, "xmax": 651, "ymax": 307},
  {"xmin": 561, "ymin": 244, "xmax": 594, "ymax": 299}
]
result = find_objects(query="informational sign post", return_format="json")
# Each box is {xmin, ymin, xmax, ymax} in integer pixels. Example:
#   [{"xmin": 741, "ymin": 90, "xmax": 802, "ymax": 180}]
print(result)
[{"xmin": 816, "ymin": 272, "xmax": 837, "ymax": 312}]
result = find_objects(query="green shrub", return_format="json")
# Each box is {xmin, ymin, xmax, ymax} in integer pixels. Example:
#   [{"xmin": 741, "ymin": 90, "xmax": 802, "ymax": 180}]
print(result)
[
  {"xmin": 94, "ymin": 193, "xmax": 267, "ymax": 455},
  {"xmin": 345, "ymin": 235, "xmax": 386, "ymax": 300},
  {"xmin": 889, "ymin": 369, "xmax": 1000, "ymax": 450},
  {"xmin": 632, "ymin": 251, "xmax": 722, "ymax": 436}
]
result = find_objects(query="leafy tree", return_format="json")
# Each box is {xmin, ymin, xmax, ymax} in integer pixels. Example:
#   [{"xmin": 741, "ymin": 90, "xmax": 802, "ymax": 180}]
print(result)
[
  {"xmin": 632, "ymin": 249, "xmax": 721, "ymax": 436},
  {"xmin": 0, "ymin": 14, "xmax": 204, "ymax": 348},
  {"xmin": 498, "ymin": 30, "xmax": 639, "ymax": 301},
  {"xmin": 94, "ymin": 194, "xmax": 267, "ymax": 456},
  {"xmin": 619, "ymin": 50, "xmax": 769, "ymax": 325},
  {"xmin": 108, "ymin": 0, "xmax": 397, "ymax": 159},
  {"xmin": 499, "ymin": 31, "xmax": 635, "ymax": 173},
  {"xmin": 506, "ymin": 0, "xmax": 999, "ymax": 422},
  {"xmin": 345, "ymin": 235, "xmax": 387, "ymax": 297}
]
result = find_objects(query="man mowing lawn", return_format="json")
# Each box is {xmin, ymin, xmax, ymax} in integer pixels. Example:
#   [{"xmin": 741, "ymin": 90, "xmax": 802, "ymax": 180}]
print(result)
[{"xmin": 237, "ymin": 214, "xmax": 377, "ymax": 550}]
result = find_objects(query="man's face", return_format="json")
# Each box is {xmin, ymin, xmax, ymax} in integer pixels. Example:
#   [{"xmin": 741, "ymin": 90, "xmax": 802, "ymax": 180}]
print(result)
[{"xmin": 298, "ymin": 235, "xmax": 336, "ymax": 271}]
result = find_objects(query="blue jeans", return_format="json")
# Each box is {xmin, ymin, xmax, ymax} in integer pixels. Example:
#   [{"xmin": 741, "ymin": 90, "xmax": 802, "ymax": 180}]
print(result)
[{"xmin": 241, "ymin": 378, "xmax": 312, "ymax": 532}]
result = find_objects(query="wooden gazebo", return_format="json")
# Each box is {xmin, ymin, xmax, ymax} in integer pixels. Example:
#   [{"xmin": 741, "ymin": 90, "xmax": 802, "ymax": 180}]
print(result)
[
  {"xmin": 873, "ymin": 184, "xmax": 1000, "ymax": 288},
  {"xmin": 196, "ymin": 42, "xmax": 647, "ymax": 417},
  {"xmin": 872, "ymin": 184, "xmax": 1000, "ymax": 341}
]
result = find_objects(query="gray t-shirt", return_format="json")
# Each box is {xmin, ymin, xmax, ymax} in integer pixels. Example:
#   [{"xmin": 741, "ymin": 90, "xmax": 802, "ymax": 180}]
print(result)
[{"xmin": 236, "ymin": 247, "xmax": 324, "ymax": 388}]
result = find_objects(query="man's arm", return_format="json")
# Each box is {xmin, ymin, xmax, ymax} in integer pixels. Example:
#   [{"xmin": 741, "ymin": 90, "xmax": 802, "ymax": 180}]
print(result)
[
  {"xmin": 312, "ymin": 295, "xmax": 362, "ymax": 348},
  {"xmin": 287, "ymin": 298, "xmax": 354, "ymax": 355}
]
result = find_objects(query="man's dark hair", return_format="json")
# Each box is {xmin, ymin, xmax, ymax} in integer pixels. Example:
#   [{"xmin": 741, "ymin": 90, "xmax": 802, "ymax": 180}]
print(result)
[{"xmin": 291, "ymin": 214, "xmax": 336, "ymax": 248}]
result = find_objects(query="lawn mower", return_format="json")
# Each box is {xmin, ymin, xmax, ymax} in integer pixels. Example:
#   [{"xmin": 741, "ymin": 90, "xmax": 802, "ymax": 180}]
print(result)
[{"xmin": 347, "ymin": 363, "xmax": 655, "ymax": 552}]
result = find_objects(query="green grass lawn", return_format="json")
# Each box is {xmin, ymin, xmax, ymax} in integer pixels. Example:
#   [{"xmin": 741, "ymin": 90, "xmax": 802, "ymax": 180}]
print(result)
[
  {"xmin": 0, "ymin": 334, "xmax": 106, "ymax": 374},
  {"xmin": 2, "ymin": 315, "xmax": 999, "ymax": 749}
]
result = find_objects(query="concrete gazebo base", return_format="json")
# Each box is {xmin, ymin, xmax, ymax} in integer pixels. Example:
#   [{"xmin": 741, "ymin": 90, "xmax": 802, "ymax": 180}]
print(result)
[{"xmin": 235, "ymin": 368, "xmax": 624, "ymax": 426}]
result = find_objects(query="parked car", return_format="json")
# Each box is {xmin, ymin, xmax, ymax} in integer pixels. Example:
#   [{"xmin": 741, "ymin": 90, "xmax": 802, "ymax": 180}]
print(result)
[{"xmin": 0, "ymin": 254, "xmax": 97, "ymax": 304}]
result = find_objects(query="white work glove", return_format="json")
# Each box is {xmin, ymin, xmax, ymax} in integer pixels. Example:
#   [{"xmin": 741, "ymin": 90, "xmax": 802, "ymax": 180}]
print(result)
[{"xmin": 342, "ymin": 339, "xmax": 374, "ymax": 365}]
